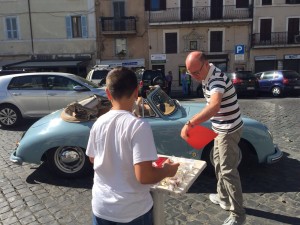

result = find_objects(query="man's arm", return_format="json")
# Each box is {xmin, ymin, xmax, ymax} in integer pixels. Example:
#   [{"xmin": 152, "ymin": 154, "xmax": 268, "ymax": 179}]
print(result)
[
  {"xmin": 181, "ymin": 92, "xmax": 222, "ymax": 140},
  {"xmin": 89, "ymin": 157, "xmax": 94, "ymax": 164}
]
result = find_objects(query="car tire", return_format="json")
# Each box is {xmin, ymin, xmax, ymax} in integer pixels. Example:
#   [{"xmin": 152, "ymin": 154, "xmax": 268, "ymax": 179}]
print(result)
[
  {"xmin": 152, "ymin": 76, "xmax": 164, "ymax": 86},
  {"xmin": 46, "ymin": 146, "xmax": 93, "ymax": 178},
  {"xmin": 202, "ymin": 139, "xmax": 257, "ymax": 175},
  {"xmin": 271, "ymin": 86, "xmax": 282, "ymax": 97},
  {"xmin": 0, "ymin": 104, "xmax": 22, "ymax": 128}
]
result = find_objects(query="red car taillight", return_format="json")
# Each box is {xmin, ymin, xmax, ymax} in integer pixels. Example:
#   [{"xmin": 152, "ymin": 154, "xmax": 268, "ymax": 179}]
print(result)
[
  {"xmin": 139, "ymin": 80, "xmax": 143, "ymax": 87},
  {"xmin": 232, "ymin": 78, "xmax": 243, "ymax": 84},
  {"xmin": 283, "ymin": 78, "xmax": 289, "ymax": 84}
]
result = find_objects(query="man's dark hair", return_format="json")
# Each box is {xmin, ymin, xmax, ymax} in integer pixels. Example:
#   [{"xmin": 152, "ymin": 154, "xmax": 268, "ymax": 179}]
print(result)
[{"xmin": 106, "ymin": 67, "xmax": 138, "ymax": 100}]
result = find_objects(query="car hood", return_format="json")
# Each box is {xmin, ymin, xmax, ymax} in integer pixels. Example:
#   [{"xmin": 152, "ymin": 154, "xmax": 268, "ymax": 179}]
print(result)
[
  {"xmin": 30, "ymin": 110, "xmax": 64, "ymax": 128},
  {"xmin": 92, "ymin": 88, "xmax": 107, "ymax": 97},
  {"xmin": 180, "ymin": 102, "xmax": 206, "ymax": 118}
]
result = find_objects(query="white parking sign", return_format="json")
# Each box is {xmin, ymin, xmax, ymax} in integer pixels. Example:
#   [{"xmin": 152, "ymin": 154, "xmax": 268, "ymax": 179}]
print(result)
[{"xmin": 235, "ymin": 45, "xmax": 245, "ymax": 54}]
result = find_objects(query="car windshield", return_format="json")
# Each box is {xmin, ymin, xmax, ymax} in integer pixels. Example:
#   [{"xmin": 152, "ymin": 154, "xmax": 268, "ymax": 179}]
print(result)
[
  {"xmin": 143, "ymin": 70, "xmax": 163, "ymax": 79},
  {"xmin": 282, "ymin": 71, "xmax": 300, "ymax": 79},
  {"xmin": 148, "ymin": 88, "xmax": 177, "ymax": 116},
  {"xmin": 76, "ymin": 76, "xmax": 99, "ymax": 88}
]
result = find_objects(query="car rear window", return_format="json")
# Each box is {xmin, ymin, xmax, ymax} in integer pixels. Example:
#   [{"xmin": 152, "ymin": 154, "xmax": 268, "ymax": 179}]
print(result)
[
  {"xmin": 282, "ymin": 71, "xmax": 300, "ymax": 79},
  {"xmin": 92, "ymin": 70, "xmax": 109, "ymax": 79},
  {"xmin": 236, "ymin": 71, "xmax": 256, "ymax": 79}
]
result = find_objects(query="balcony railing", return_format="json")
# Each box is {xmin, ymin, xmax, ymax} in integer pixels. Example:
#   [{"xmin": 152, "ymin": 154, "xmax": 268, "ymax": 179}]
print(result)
[
  {"xmin": 100, "ymin": 17, "xmax": 136, "ymax": 34},
  {"xmin": 149, "ymin": 5, "xmax": 252, "ymax": 23},
  {"xmin": 251, "ymin": 32, "xmax": 300, "ymax": 46}
]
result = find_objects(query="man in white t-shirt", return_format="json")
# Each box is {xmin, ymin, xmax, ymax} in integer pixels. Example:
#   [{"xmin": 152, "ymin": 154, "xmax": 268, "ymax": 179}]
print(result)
[{"xmin": 86, "ymin": 67, "xmax": 179, "ymax": 225}]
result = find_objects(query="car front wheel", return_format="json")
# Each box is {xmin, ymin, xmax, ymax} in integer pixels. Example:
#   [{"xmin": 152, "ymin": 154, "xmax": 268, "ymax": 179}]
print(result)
[
  {"xmin": 271, "ymin": 86, "xmax": 282, "ymax": 97},
  {"xmin": 46, "ymin": 146, "xmax": 93, "ymax": 178},
  {"xmin": 202, "ymin": 140, "xmax": 257, "ymax": 175},
  {"xmin": 0, "ymin": 104, "xmax": 22, "ymax": 128}
]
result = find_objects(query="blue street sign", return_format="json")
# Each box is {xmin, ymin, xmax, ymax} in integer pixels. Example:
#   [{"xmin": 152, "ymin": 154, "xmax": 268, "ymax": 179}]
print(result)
[{"xmin": 235, "ymin": 45, "xmax": 245, "ymax": 54}]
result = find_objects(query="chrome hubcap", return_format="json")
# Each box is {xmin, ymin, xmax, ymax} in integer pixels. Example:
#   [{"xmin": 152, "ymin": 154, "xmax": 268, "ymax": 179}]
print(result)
[
  {"xmin": 54, "ymin": 146, "xmax": 85, "ymax": 174},
  {"xmin": 0, "ymin": 108, "xmax": 17, "ymax": 125},
  {"xmin": 273, "ymin": 88, "xmax": 280, "ymax": 95}
]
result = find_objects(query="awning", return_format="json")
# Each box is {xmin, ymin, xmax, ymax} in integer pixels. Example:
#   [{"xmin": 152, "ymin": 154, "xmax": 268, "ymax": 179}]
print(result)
[
  {"xmin": 97, "ymin": 58, "xmax": 145, "ymax": 68},
  {"xmin": 0, "ymin": 60, "xmax": 26, "ymax": 69},
  {"xmin": 4, "ymin": 60, "xmax": 90, "ymax": 69}
]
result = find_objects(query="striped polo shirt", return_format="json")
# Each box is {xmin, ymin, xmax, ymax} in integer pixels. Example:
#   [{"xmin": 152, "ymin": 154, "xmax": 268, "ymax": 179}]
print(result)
[{"xmin": 202, "ymin": 64, "xmax": 243, "ymax": 134}]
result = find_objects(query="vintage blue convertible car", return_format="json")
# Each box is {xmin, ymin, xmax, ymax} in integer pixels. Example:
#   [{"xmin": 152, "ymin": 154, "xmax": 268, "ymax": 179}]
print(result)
[{"xmin": 10, "ymin": 86, "xmax": 283, "ymax": 178}]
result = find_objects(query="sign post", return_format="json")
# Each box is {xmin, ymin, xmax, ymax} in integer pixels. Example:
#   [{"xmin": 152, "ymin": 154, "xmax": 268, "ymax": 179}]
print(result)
[{"xmin": 235, "ymin": 45, "xmax": 245, "ymax": 61}]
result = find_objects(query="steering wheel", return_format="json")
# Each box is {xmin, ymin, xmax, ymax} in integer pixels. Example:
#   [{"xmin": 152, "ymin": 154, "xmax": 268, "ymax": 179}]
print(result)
[{"xmin": 153, "ymin": 76, "xmax": 164, "ymax": 86}]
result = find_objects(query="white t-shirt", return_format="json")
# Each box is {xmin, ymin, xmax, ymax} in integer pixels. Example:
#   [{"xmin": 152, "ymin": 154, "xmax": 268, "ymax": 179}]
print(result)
[{"xmin": 86, "ymin": 110, "xmax": 158, "ymax": 223}]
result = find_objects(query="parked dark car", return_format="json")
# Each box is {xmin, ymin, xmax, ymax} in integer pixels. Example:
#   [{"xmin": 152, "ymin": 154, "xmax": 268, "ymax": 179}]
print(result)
[
  {"xmin": 136, "ymin": 69, "xmax": 167, "ymax": 97},
  {"xmin": 254, "ymin": 70, "xmax": 300, "ymax": 97},
  {"xmin": 224, "ymin": 71, "xmax": 258, "ymax": 97}
]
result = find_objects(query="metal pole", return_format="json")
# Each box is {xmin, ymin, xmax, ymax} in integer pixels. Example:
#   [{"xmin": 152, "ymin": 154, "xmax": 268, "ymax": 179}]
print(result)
[{"xmin": 27, "ymin": 0, "xmax": 34, "ymax": 55}]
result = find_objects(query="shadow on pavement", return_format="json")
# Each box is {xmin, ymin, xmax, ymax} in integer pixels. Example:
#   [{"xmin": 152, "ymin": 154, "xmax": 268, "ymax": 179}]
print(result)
[
  {"xmin": 25, "ymin": 151, "xmax": 300, "ymax": 195},
  {"xmin": 245, "ymin": 207, "xmax": 300, "ymax": 224},
  {"xmin": 26, "ymin": 163, "xmax": 93, "ymax": 189},
  {"xmin": 189, "ymin": 152, "xmax": 300, "ymax": 194}
]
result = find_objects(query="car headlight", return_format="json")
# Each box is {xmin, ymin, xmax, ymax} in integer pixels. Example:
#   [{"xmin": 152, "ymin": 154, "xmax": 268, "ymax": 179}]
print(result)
[{"xmin": 16, "ymin": 131, "xmax": 26, "ymax": 147}]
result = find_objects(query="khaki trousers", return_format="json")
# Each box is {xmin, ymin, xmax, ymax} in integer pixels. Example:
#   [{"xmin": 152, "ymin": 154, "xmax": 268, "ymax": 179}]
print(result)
[{"xmin": 213, "ymin": 128, "xmax": 245, "ymax": 218}]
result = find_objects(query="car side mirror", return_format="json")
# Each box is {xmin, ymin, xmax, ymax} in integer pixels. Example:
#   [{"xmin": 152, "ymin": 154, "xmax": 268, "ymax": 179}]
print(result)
[{"xmin": 73, "ymin": 86, "xmax": 86, "ymax": 91}]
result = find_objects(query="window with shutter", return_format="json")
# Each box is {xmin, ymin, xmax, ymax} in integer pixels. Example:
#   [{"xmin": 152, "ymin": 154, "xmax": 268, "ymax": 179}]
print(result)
[
  {"xmin": 262, "ymin": 0, "xmax": 272, "ymax": 5},
  {"xmin": 165, "ymin": 32, "xmax": 177, "ymax": 54},
  {"xmin": 145, "ymin": 0, "xmax": 166, "ymax": 11},
  {"xmin": 65, "ymin": 15, "xmax": 88, "ymax": 38},
  {"xmin": 210, "ymin": 31, "xmax": 223, "ymax": 52},
  {"xmin": 5, "ymin": 17, "xmax": 19, "ymax": 39}
]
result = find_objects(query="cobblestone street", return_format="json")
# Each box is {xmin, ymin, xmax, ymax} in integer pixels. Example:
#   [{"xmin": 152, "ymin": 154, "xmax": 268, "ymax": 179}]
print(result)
[{"xmin": 1, "ymin": 97, "xmax": 300, "ymax": 225}]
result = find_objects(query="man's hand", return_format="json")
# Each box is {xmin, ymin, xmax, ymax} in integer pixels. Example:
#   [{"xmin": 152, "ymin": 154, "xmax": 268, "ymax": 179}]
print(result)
[{"xmin": 181, "ymin": 92, "xmax": 222, "ymax": 141}]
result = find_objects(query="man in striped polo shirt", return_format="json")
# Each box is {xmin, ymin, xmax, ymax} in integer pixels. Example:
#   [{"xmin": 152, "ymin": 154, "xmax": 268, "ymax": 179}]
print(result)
[{"xmin": 181, "ymin": 51, "xmax": 246, "ymax": 225}]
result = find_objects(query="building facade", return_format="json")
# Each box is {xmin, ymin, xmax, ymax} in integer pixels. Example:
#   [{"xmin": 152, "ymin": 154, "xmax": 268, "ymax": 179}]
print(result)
[
  {"xmin": 146, "ymin": 0, "xmax": 253, "ymax": 92},
  {"xmin": 251, "ymin": 0, "xmax": 300, "ymax": 73},
  {"xmin": 95, "ymin": 0, "xmax": 148, "ymax": 69},
  {"xmin": 0, "ymin": 0, "xmax": 97, "ymax": 76}
]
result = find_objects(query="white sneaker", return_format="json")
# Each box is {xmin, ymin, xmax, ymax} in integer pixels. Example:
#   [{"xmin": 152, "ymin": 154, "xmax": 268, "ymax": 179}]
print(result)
[
  {"xmin": 209, "ymin": 194, "xmax": 230, "ymax": 210},
  {"xmin": 222, "ymin": 215, "xmax": 246, "ymax": 225}
]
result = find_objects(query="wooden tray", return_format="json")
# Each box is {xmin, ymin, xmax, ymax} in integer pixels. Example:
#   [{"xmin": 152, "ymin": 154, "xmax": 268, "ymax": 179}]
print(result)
[{"xmin": 151, "ymin": 155, "xmax": 207, "ymax": 195}]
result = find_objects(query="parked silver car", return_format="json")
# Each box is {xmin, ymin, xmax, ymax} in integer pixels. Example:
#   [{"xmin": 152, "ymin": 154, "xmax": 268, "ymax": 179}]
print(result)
[{"xmin": 0, "ymin": 72, "xmax": 106, "ymax": 128}]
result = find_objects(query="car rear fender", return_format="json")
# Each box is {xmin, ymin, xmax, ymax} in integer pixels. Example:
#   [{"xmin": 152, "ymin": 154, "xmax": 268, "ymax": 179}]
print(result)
[{"xmin": 241, "ymin": 119, "xmax": 276, "ymax": 163}]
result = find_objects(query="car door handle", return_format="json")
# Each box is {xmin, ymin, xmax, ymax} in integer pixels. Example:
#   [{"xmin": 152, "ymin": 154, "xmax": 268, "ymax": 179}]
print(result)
[
  {"xmin": 48, "ymin": 93, "xmax": 57, "ymax": 96},
  {"xmin": 12, "ymin": 93, "xmax": 22, "ymax": 96}
]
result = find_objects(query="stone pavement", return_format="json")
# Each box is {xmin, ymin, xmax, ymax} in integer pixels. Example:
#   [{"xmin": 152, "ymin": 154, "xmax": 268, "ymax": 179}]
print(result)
[{"xmin": 1, "ymin": 96, "xmax": 300, "ymax": 225}]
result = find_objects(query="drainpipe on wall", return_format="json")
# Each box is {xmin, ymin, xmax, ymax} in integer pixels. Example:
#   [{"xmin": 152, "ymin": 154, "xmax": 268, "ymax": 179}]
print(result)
[{"xmin": 28, "ymin": 0, "xmax": 34, "ymax": 56}]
